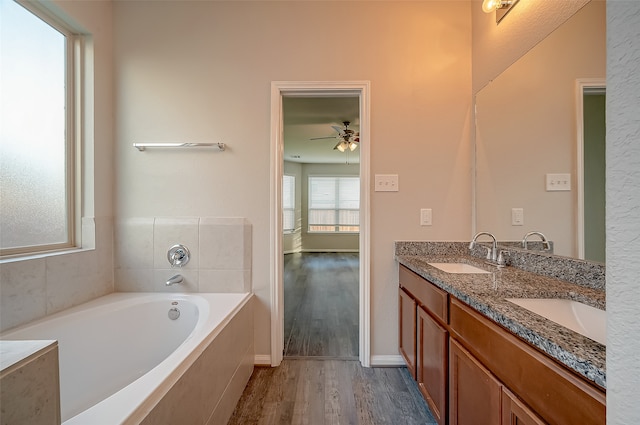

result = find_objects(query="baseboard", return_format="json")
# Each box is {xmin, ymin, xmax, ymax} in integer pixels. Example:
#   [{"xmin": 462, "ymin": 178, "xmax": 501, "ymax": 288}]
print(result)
[
  {"xmin": 300, "ymin": 249, "xmax": 360, "ymax": 253},
  {"xmin": 255, "ymin": 354, "xmax": 405, "ymax": 367},
  {"xmin": 254, "ymin": 354, "xmax": 272, "ymax": 366},
  {"xmin": 370, "ymin": 354, "xmax": 406, "ymax": 367}
]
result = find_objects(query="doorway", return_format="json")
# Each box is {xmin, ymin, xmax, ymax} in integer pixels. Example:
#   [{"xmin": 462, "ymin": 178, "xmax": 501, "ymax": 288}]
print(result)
[
  {"xmin": 576, "ymin": 79, "xmax": 606, "ymax": 262},
  {"xmin": 270, "ymin": 81, "xmax": 371, "ymax": 367},
  {"xmin": 282, "ymin": 96, "xmax": 360, "ymax": 359}
]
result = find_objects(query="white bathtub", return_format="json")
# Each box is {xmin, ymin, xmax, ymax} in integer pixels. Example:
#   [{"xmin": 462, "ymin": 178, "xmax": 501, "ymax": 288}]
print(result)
[{"xmin": 1, "ymin": 292, "xmax": 254, "ymax": 424}]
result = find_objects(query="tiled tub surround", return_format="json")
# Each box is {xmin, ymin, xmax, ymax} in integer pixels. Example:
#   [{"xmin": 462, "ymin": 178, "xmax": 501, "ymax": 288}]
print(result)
[
  {"xmin": 115, "ymin": 217, "xmax": 252, "ymax": 293},
  {"xmin": 0, "ymin": 216, "xmax": 114, "ymax": 333},
  {"xmin": 395, "ymin": 242, "xmax": 606, "ymax": 389}
]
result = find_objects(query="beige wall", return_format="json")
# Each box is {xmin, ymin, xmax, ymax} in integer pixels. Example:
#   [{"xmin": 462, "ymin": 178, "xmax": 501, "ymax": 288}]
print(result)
[
  {"xmin": 474, "ymin": 2, "xmax": 605, "ymax": 257},
  {"xmin": 114, "ymin": 1, "xmax": 473, "ymax": 359}
]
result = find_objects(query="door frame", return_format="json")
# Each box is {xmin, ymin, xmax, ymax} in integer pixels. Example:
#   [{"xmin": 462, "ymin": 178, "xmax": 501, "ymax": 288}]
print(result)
[
  {"xmin": 575, "ymin": 78, "xmax": 606, "ymax": 259},
  {"xmin": 270, "ymin": 81, "xmax": 371, "ymax": 367}
]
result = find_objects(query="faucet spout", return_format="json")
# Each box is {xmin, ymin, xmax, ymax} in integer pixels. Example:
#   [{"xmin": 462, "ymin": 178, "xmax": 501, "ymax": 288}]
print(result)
[
  {"xmin": 469, "ymin": 232, "xmax": 498, "ymax": 262},
  {"xmin": 521, "ymin": 231, "xmax": 551, "ymax": 250},
  {"xmin": 166, "ymin": 274, "xmax": 184, "ymax": 286}
]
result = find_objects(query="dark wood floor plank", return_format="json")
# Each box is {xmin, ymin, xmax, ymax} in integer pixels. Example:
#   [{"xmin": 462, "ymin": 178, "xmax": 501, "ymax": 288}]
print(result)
[
  {"xmin": 284, "ymin": 253, "xmax": 359, "ymax": 358},
  {"xmin": 291, "ymin": 360, "xmax": 324, "ymax": 425},
  {"xmin": 228, "ymin": 360, "xmax": 437, "ymax": 425},
  {"xmin": 229, "ymin": 253, "xmax": 436, "ymax": 424}
]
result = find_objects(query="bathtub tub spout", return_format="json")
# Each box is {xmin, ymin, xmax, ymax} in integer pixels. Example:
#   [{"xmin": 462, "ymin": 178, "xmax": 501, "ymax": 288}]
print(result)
[{"xmin": 166, "ymin": 274, "xmax": 183, "ymax": 286}]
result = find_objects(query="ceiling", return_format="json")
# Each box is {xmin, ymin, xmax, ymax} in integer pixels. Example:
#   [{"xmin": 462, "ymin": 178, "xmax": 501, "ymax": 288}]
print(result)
[{"xmin": 283, "ymin": 96, "xmax": 360, "ymax": 164}]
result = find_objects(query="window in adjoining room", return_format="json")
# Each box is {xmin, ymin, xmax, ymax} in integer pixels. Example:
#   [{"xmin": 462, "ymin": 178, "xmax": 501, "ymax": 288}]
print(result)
[
  {"xmin": 1, "ymin": 0, "xmax": 80, "ymax": 256},
  {"xmin": 308, "ymin": 176, "xmax": 360, "ymax": 233},
  {"xmin": 283, "ymin": 174, "xmax": 296, "ymax": 233}
]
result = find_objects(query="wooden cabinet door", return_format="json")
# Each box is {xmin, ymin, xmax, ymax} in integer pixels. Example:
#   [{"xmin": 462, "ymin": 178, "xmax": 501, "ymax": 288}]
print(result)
[
  {"xmin": 417, "ymin": 306, "xmax": 448, "ymax": 425},
  {"xmin": 450, "ymin": 338, "xmax": 502, "ymax": 425},
  {"xmin": 502, "ymin": 388, "xmax": 547, "ymax": 425},
  {"xmin": 399, "ymin": 288, "xmax": 417, "ymax": 378}
]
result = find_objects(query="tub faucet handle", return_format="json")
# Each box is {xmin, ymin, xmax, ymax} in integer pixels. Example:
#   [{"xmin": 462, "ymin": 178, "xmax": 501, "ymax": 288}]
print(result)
[{"xmin": 167, "ymin": 244, "xmax": 190, "ymax": 268}]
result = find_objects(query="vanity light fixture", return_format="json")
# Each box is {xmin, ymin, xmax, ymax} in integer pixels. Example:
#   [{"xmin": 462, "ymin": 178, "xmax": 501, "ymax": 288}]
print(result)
[{"xmin": 482, "ymin": 0, "xmax": 519, "ymax": 24}]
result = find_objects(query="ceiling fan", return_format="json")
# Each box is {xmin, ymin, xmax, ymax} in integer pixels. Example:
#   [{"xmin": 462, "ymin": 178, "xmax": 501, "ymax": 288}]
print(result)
[{"xmin": 310, "ymin": 121, "xmax": 360, "ymax": 152}]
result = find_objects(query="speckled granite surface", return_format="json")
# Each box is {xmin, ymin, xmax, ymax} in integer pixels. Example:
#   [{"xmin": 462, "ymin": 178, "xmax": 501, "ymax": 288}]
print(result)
[
  {"xmin": 396, "ymin": 241, "xmax": 605, "ymax": 290},
  {"xmin": 395, "ymin": 242, "xmax": 606, "ymax": 389}
]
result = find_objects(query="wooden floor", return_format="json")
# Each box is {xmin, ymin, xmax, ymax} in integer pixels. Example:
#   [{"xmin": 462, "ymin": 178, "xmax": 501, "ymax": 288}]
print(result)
[
  {"xmin": 283, "ymin": 252, "xmax": 359, "ymax": 359},
  {"xmin": 228, "ymin": 252, "xmax": 435, "ymax": 424},
  {"xmin": 227, "ymin": 359, "xmax": 437, "ymax": 425}
]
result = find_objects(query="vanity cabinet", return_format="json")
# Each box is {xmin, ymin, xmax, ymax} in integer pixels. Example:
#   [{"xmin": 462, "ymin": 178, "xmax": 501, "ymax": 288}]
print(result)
[
  {"xmin": 501, "ymin": 387, "xmax": 547, "ymax": 425},
  {"xmin": 399, "ymin": 266, "xmax": 448, "ymax": 425},
  {"xmin": 398, "ymin": 265, "xmax": 606, "ymax": 425},
  {"xmin": 449, "ymin": 298, "xmax": 605, "ymax": 425},
  {"xmin": 449, "ymin": 338, "xmax": 501, "ymax": 425},
  {"xmin": 417, "ymin": 307, "xmax": 448, "ymax": 424},
  {"xmin": 450, "ymin": 338, "xmax": 545, "ymax": 425},
  {"xmin": 399, "ymin": 287, "xmax": 417, "ymax": 377}
]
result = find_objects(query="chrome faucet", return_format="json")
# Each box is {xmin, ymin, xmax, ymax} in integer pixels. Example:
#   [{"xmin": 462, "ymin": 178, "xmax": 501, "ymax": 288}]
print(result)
[
  {"xmin": 167, "ymin": 244, "xmax": 190, "ymax": 268},
  {"xmin": 469, "ymin": 232, "xmax": 498, "ymax": 262},
  {"xmin": 521, "ymin": 231, "xmax": 551, "ymax": 250},
  {"xmin": 166, "ymin": 274, "xmax": 184, "ymax": 286}
]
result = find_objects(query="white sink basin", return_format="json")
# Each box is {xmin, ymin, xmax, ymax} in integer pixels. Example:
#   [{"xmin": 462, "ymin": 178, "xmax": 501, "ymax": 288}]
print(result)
[
  {"xmin": 506, "ymin": 298, "xmax": 606, "ymax": 345},
  {"xmin": 428, "ymin": 263, "xmax": 491, "ymax": 274}
]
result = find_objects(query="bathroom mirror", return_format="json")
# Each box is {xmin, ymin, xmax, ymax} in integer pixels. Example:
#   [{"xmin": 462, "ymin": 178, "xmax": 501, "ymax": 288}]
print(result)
[{"xmin": 475, "ymin": 1, "xmax": 605, "ymax": 261}]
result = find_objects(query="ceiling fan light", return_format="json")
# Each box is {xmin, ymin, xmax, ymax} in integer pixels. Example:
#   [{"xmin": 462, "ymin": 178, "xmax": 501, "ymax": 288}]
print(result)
[
  {"xmin": 349, "ymin": 142, "xmax": 358, "ymax": 151},
  {"xmin": 336, "ymin": 142, "xmax": 346, "ymax": 152}
]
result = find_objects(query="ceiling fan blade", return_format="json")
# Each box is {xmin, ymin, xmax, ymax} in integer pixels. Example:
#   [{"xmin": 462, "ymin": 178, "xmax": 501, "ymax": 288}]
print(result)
[
  {"xmin": 331, "ymin": 125, "xmax": 344, "ymax": 134},
  {"xmin": 310, "ymin": 136, "xmax": 337, "ymax": 140}
]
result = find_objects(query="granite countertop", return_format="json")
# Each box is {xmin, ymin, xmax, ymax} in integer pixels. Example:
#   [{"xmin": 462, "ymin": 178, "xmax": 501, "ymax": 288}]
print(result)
[{"xmin": 396, "ymin": 254, "xmax": 606, "ymax": 389}]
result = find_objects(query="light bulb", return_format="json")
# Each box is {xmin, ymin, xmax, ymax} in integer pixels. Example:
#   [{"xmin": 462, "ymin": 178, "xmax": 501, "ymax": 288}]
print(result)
[{"xmin": 482, "ymin": 0, "xmax": 503, "ymax": 13}]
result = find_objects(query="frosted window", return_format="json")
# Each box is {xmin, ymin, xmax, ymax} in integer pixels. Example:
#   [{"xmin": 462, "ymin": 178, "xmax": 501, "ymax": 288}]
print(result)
[
  {"xmin": 0, "ymin": 1, "xmax": 70, "ymax": 252},
  {"xmin": 308, "ymin": 176, "xmax": 359, "ymax": 233}
]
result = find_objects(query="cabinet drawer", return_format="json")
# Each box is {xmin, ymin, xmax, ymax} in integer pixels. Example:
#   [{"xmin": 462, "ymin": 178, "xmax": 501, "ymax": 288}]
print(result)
[
  {"xmin": 399, "ymin": 265, "xmax": 448, "ymax": 323},
  {"xmin": 450, "ymin": 298, "xmax": 605, "ymax": 425}
]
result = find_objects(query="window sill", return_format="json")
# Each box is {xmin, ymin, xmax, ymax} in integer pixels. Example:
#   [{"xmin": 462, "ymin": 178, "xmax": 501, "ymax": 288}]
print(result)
[
  {"xmin": 306, "ymin": 232, "xmax": 360, "ymax": 235},
  {"xmin": 0, "ymin": 246, "xmax": 95, "ymax": 264}
]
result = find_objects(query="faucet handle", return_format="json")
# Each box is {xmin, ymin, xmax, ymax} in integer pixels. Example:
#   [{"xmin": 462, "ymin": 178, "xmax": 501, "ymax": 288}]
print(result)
[
  {"xmin": 167, "ymin": 244, "xmax": 190, "ymax": 268},
  {"xmin": 496, "ymin": 250, "xmax": 507, "ymax": 266}
]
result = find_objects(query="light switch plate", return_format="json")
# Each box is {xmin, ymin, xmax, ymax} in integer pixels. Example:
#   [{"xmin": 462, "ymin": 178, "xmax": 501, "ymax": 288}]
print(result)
[
  {"xmin": 420, "ymin": 208, "xmax": 432, "ymax": 226},
  {"xmin": 512, "ymin": 208, "xmax": 524, "ymax": 226},
  {"xmin": 374, "ymin": 174, "xmax": 399, "ymax": 192},
  {"xmin": 546, "ymin": 173, "xmax": 571, "ymax": 191}
]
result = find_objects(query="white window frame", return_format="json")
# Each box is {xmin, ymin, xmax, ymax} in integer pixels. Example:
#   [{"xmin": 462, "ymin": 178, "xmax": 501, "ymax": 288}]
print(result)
[
  {"xmin": 307, "ymin": 175, "xmax": 360, "ymax": 234},
  {"xmin": 282, "ymin": 174, "xmax": 296, "ymax": 234},
  {"xmin": 0, "ymin": 1, "xmax": 85, "ymax": 258}
]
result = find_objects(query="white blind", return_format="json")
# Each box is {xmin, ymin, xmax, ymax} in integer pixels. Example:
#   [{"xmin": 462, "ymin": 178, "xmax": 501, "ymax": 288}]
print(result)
[
  {"xmin": 283, "ymin": 175, "xmax": 295, "ymax": 233},
  {"xmin": 308, "ymin": 176, "xmax": 359, "ymax": 233}
]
